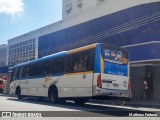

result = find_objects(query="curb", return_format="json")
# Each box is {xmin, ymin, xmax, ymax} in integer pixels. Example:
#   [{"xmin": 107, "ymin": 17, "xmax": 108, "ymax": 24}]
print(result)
[
  {"xmin": 90, "ymin": 99, "xmax": 160, "ymax": 109},
  {"xmin": 130, "ymin": 103, "xmax": 160, "ymax": 109}
]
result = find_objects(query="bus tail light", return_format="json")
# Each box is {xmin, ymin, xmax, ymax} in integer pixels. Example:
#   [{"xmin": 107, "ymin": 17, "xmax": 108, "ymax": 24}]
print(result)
[
  {"xmin": 97, "ymin": 74, "xmax": 102, "ymax": 88},
  {"xmin": 128, "ymin": 78, "xmax": 131, "ymax": 90}
]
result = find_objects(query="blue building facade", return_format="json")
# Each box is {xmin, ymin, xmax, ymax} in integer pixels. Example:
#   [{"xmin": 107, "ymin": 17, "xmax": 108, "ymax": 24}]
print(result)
[
  {"xmin": 39, "ymin": 2, "xmax": 160, "ymax": 62},
  {"xmin": 38, "ymin": 2, "xmax": 160, "ymax": 100}
]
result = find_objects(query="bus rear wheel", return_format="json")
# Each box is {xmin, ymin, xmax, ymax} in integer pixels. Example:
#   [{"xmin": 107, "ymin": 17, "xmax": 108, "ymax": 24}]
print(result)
[
  {"xmin": 50, "ymin": 90, "xmax": 58, "ymax": 104},
  {"xmin": 17, "ymin": 90, "xmax": 24, "ymax": 100}
]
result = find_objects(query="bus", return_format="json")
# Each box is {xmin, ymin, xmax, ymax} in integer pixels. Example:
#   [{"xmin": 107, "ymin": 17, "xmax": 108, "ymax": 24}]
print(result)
[{"xmin": 10, "ymin": 43, "xmax": 132, "ymax": 104}]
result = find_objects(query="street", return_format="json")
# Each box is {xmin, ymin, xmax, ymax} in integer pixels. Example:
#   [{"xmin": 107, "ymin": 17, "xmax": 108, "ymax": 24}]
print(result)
[{"xmin": 0, "ymin": 94, "xmax": 160, "ymax": 120}]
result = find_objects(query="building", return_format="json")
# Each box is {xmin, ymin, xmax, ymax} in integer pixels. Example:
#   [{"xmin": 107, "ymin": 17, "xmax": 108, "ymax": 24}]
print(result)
[
  {"xmin": 7, "ymin": 0, "xmax": 160, "ymax": 100},
  {"xmin": 8, "ymin": 34, "xmax": 38, "ymax": 66},
  {"xmin": 0, "ymin": 44, "xmax": 7, "ymax": 66}
]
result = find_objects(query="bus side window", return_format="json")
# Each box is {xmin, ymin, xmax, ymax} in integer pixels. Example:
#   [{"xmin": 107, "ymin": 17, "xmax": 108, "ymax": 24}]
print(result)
[
  {"xmin": 29, "ymin": 65, "xmax": 35, "ymax": 77},
  {"xmin": 32, "ymin": 64, "xmax": 38, "ymax": 76},
  {"xmin": 51, "ymin": 59, "xmax": 56, "ymax": 74},
  {"xmin": 12, "ymin": 68, "xmax": 18, "ymax": 81},
  {"xmin": 71, "ymin": 54, "xmax": 79, "ymax": 72},
  {"xmin": 44, "ymin": 61, "xmax": 51, "ymax": 75},
  {"xmin": 36, "ymin": 62, "xmax": 44, "ymax": 76},
  {"xmin": 18, "ymin": 66, "xmax": 24, "ymax": 78},
  {"xmin": 55, "ymin": 57, "xmax": 65, "ymax": 74},
  {"xmin": 71, "ymin": 52, "xmax": 90, "ymax": 72},
  {"xmin": 89, "ymin": 49, "xmax": 95, "ymax": 71},
  {"xmin": 22, "ymin": 66, "xmax": 26, "ymax": 78},
  {"xmin": 64, "ymin": 55, "xmax": 71, "ymax": 73},
  {"xmin": 25, "ymin": 65, "xmax": 30, "ymax": 77}
]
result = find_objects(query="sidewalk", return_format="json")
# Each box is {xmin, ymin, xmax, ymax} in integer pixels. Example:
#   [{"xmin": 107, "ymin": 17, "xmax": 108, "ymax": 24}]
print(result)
[
  {"xmin": 90, "ymin": 99, "xmax": 160, "ymax": 109},
  {"xmin": 130, "ymin": 100, "xmax": 160, "ymax": 109},
  {"xmin": 0, "ymin": 93, "xmax": 16, "ymax": 97}
]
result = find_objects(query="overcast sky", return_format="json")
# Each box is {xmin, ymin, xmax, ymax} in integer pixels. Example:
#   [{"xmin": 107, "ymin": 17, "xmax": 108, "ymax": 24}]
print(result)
[{"xmin": 0, "ymin": 0, "xmax": 62, "ymax": 44}]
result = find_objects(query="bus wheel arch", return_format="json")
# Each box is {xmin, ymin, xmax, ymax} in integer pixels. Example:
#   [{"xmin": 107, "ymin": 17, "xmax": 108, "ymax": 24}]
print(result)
[{"xmin": 48, "ymin": 85, "xmax": 58, "ymax": 104}]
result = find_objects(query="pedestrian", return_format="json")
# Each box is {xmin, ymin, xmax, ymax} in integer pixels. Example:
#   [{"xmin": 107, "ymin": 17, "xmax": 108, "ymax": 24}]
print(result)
[{"xmin": 141, "ymin": 78, "xmax": 148, "ymax": 99}]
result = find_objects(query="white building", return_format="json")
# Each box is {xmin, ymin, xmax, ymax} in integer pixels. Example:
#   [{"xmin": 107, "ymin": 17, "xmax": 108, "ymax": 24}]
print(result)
[{"xmin": 0, "ymin": 44, "xmax": 7, "ymax": 66}]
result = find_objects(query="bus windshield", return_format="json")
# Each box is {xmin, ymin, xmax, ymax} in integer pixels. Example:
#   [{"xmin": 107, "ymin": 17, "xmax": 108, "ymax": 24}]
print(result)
[{"xmin": 101, "ymin": 46, "xmax": 129, "ymax": 76}]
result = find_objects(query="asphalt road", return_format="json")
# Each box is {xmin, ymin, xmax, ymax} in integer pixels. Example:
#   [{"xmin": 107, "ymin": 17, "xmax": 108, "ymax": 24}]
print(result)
[{"xmin": 0, "ymin": 94, "xmax": 160, "ymax": 120}]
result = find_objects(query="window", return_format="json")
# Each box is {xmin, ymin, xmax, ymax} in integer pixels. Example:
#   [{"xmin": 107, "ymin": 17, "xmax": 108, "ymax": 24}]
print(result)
[
  {"xmin": 31, "ymin": 64, "xmax": 38, "ymax": 76},
  {"xmin": 44, "ymin": 61, "xmax": 51, "ymax": 75},
  {"xmin": 11, "ymin": 67, "xmax": 19, "ymax": 81},
  {"xmin": 71, "ymin": 51, "xmax": 91, "ymax": 72},
  {"xmin": 29, "ymin": 65, "xmax": 35, "ymax": 77},
  {"xmin": 55, "ymin": 57, "xmax": 65, "ymax": 74},
  {"xmin": 51, "ymin": 59, "xmax": 56, "ymax": 74},
  {"xmin": 36, "ymin": 62, "xmax": 44, "ymax": 76},
  {"xmin": 64, "ymin": 55, "xmax": 71, "ymax": 73},
  {"xmin": 18, "ymin": 67, "xmax": 24, "ymax": 78},
  {"xmin": 70, "ymin": 49, "xmax": 96, "ymax": 72},
  {"xmin": 25, "ymin": 65, "xmax": 30, "ymax": 77}
]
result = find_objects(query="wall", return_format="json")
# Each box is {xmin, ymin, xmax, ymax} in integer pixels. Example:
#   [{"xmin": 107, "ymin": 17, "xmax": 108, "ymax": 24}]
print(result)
[
  {"xmin": 8, "ymin": 36, "xmax": 38, "ymax": 66},
  {"xmin": 130, "ymin": 66, "xmax": 145, "ymax": 100},
  {"xmin": 153, "ymin": 66, "xmax": 160, "ymax": 100}
]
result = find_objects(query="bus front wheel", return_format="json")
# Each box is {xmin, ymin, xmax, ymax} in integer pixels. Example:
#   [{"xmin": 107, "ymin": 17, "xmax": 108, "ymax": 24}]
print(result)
[{"xmin": 17, "ymin": 89, "xmax": 24, "ymax": 100}]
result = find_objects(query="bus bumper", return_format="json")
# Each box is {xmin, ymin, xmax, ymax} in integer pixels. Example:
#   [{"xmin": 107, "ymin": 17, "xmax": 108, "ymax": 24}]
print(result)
[{"xmin": 93, "ymin": 88, "xmax": 132, "ymax": 99}]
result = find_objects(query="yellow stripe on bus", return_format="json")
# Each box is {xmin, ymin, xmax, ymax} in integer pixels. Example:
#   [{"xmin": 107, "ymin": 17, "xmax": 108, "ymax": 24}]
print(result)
[
  {"xmin": 67, "ymin": 44, "xmax": 96, "ymax": 54},
  {"xmin": 64, "ymin": 71, "xmax": 93, "ymax": 76},
  {"xmin": 100, "ymin": 55, "xmax": 104, "ymax": 73},
  {"xmin": 128, "ymin": 62, "xmax": 130, "ymax": 77}
]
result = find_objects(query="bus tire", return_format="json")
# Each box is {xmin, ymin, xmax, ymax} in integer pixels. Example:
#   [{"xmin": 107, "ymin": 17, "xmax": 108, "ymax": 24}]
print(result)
[
  {"xmin": 50, "ymin": 88, "xmax": 58, "ymax": 104},
  {"xmin": 17, "ymin": 89, "xmax": 23, "ymax": 100}
]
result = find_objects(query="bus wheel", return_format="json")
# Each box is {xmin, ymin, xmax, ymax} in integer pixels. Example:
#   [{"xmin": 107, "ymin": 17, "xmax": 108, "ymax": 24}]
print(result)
[
  {"xmin": 17, "ymin": 90, "xmax": 23, "ymax": 100},
  {"xmin": 50, "ymin": 90, "xmax": 58, "ymax": 104},
  {"xmin": 74, "ymin": 99, "xmax": 87, "ymax": 105}
]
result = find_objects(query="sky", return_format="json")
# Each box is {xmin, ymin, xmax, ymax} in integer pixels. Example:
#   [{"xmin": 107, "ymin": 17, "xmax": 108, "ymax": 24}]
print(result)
[{"xmin": 0, "ymin": 0, "xmax": 62, "ymax": 44}]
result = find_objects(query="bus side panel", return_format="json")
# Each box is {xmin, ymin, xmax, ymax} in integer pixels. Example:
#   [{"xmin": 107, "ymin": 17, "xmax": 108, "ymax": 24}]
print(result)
[
  {"xmin": 11, "ymin": 72, "xmax": 94, "ymax": 98},
  {"xmin": 22, "ymin": 77, "xmax": 48, "ymax": 97},
  {"xmin": 58, "ymin": 72, "xmax": 93, "ymax": 98}
]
